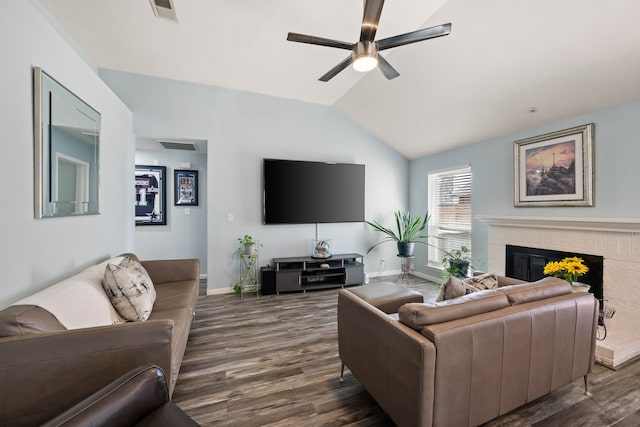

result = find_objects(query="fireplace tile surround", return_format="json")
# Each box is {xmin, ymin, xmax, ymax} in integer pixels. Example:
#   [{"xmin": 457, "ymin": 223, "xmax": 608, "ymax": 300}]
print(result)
[{"xmin": 478, "ymin": 216, "xmax": 640, "ymax": 369}]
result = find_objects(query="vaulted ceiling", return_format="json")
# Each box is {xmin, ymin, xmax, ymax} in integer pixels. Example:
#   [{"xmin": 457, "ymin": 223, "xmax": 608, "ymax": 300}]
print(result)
[{"xmin": 41, "ymin": 0, "xmax": 640, "ymax": 159}]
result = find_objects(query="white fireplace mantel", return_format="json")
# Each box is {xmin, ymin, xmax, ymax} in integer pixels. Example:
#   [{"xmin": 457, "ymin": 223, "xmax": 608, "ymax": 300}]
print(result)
[
  {"xmin": 479, "ymin": 214, "xmax": 640, "ymax": 369},
  {"xmin": 477, "ymin": 215, "xmax": 640, "ymax": 233}
]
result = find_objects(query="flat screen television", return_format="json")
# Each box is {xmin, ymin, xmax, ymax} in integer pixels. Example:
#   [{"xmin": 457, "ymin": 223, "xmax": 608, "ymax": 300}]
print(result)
[{"xmin": 263, "ymin": 159, "xmax": 365, "ymax": 224}]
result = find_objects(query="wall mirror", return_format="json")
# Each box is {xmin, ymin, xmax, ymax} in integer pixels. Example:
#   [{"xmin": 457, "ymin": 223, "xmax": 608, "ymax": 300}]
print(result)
[{"xmin": 34, "ymin": 67, "xmax": 100, "ymax": 218}]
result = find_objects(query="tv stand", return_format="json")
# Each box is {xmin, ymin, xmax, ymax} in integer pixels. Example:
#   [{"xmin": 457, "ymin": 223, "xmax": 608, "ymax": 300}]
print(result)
[{"xmin": 269, "ymin": 253, "xmax": 364, "ymax": 294}]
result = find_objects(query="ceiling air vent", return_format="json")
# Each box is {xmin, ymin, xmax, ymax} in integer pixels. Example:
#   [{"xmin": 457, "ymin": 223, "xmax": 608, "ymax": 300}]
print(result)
[
  {"xmin": 149, "ymin": 0, "xmax": 177, "ymax": 22},
  {"xmin": 158, "ymin": 141, "xmax": 197, "ymax": 151}
]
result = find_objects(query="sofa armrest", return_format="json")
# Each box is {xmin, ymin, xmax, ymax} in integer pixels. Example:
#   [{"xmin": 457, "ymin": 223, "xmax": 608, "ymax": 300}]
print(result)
[
  {"xmin": 141, "ymin": 259, "xmax": 200, "ymax": 285},
  {"xmin": 41, "ymin": 364, "xmax": 170, "ymax": 427},
  {"xmin": 338, "ymin": 290, "xmax": 436, "ymax": 427},
  {"xmin": 0, "ymin": 321, "xmax": 173, "ymax": 427}
]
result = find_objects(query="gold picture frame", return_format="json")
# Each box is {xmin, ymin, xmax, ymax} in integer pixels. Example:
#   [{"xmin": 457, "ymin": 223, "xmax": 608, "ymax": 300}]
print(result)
[{"xmin": 514, "ymin": 123, "xmax": 594, "ymax": 207}]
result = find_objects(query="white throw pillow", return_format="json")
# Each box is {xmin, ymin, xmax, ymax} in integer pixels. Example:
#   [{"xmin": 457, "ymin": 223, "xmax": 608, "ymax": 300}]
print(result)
[{"xmin": 102, "ymin": 258, "xmax": 156, "ymax": 321}]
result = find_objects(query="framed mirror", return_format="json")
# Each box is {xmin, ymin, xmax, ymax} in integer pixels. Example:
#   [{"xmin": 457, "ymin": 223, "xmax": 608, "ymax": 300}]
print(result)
[{"xmin": 33, "ymin": 67, "xmax": 101, "ymax": 218}]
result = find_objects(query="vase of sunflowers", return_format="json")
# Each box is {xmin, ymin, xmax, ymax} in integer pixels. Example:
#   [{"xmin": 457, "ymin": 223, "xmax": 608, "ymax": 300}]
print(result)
[{"xmin": 543, "ymin": 257, "xmax": 590, "ymax": 291}]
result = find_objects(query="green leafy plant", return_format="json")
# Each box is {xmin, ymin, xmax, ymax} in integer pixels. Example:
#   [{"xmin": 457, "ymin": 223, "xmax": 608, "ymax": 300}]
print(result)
[
  {"xmin": 366, "ymin": 211, "xmax": 430, "ymax": 254},
  {"xmin": 233, "ymin": 235, "xmax": 262, "ymax": 294},
  {"xmin": 238, "ymin": 234, "xmax": 260, "ymax": 246},
  {"xmin": 441, "ymin": 246, "xmax": 476, "ymax": 279}
]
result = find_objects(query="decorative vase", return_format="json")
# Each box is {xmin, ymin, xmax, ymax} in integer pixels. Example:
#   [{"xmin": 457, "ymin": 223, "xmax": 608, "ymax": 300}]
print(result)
[
  {"xmin": 397, "ymin": 242, "xmax": 415, "ymax": 257},
  {"xmin": 571, "ymin": 281, "xmax": 590, "ymax": 293}
]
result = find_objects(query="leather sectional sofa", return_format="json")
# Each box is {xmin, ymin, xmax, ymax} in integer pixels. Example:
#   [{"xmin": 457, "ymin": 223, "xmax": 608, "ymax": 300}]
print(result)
[
  {"xmin": 0, "ymin": 254, "xmax": 200, "ymax": 427},
  {"xmin": 338, "ymin": 277, "xmax": 599, "ymax": 427}
]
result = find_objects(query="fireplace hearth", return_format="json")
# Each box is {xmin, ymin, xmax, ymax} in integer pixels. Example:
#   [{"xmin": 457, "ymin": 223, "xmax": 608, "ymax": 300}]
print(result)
[{"xmin": 505, "ymin": 245, "xmax": 603, "ymax": 303}]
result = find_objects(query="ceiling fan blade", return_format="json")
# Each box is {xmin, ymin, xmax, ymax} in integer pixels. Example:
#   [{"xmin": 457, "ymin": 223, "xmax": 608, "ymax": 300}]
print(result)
[
  {"xmin": 319, "ymin": 55, "xmax": 354, "ymax": 82},
  {"xmin": 376, "ymin": 23, "xmax": 452, "ymax": 51},
  {"xmin": 287, "ymin": 32, "xmax": 353, "ymax": 50},
  {"xmin": 377, "ymin": 54, "xmax": 400, "ymax": 80},
  {"xmin": 360, "ymin": 0, "xmax": 384, "ymax": 42}
]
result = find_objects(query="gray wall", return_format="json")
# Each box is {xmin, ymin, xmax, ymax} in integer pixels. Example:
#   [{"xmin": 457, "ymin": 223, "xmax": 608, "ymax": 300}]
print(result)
[
  {"xmin": 0, "ymin": 1, "xmax": 135, "ymax": 308},
  {"xmin": 410, "ymin": 100, "xmax": 640, "ymax": 279},
  {"xmin": 134, "ymin": 149, "xmax": 208, "ymax": 274},
  {"xmin": 99, "ymin": 70, "xmax": 410, "ymax": 292}
]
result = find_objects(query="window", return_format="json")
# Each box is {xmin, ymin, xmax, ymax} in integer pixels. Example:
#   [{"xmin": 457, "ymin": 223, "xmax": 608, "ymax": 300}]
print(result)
[{"xmin": 427, "ymin": 166, "xmax": 472, "ymax": 267}]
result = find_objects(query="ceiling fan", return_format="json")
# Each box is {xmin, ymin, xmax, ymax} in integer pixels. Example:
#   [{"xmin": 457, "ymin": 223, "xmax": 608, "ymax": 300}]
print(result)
[{"xmin": 287, "ymin": 0, "xmax": 452, "ymax": 82}]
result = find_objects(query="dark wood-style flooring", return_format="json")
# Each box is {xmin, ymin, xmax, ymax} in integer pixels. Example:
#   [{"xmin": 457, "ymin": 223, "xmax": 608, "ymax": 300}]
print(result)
[{"xmin": 172, "ymin": 277, "xmax": 640, "ymax": 426}]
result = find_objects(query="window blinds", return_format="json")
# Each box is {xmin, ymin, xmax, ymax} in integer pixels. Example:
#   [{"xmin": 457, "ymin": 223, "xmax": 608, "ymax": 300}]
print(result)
[{"xmin": 428, "ymin": 166, "xmax": 472, "ymax": 265}]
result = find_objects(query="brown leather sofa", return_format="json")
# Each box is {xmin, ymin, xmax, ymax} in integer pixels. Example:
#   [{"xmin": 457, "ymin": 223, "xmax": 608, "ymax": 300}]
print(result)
[
  {"xmin": 338, "ymin": 277, "xmax": 599, "ymax": 427},
  {"xmin": 42, "ymin": 364, "xmax": 199, "ymax": 427},
  {"xmin": 0, "ymin": 255, "xmax": 200, "ymax": 427}
]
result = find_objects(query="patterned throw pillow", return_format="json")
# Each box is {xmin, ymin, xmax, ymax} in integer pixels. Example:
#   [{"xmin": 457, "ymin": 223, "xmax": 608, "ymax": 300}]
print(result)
[
  {"xmin": 436, "ymin": 272, "xmax": 500, "ymax": 302},
  {"xmin": 102, "ymin": 257, "xmax": 156, "ymax": 321},
  {"xmin": 464, "ymin": 272, "xmax": 499, "ymax": 291},
  {"xmin": 436, "ymin": 276, "xmax": 478, "ymax": 302}
]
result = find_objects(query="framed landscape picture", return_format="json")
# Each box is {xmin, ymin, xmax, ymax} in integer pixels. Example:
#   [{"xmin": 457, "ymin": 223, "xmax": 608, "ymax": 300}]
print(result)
[
  {"xmin": 174, "ymin": 169, "xmax": 198, "ymax": 206},
  {"xmin": 135, "ymin": 165, "xmax": 167, "ymax": 225},
  {"xmin": 514, "ymin": 123, "xmax": 594, "ymax": 207}
]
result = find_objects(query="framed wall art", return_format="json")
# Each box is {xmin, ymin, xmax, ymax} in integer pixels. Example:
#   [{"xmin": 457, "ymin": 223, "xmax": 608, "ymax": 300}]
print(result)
[
  {"xmin": 135, "ymin": 165, "xmax": 167, "ymax": 225},
  {"xmin": 174, "ymin": 169, "xmax": 198, "ymax": 206},
  {"xmin": 514, "ymin": 123, "xmax": 594, "ymax": 207}
]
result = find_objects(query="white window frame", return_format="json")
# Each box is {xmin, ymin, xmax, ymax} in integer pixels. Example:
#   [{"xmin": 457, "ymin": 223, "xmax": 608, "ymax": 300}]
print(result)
[{"xmin": 427, "ymin": 165, "xmax": 472, "ymax": 269}]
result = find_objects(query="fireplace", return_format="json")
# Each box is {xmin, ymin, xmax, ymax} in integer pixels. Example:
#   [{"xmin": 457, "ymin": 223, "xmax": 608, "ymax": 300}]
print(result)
[
  {"xmin": 479, "ymin": 215, "xmax": 640, "ymax": 369},
  {"xmin": 505, "ymin": 245, "xmax": 603, "ymax": 303}
]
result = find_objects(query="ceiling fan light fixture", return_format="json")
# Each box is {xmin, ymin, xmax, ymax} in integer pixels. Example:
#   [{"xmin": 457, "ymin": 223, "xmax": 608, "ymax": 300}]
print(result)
[{"xmin": 352, "ymin": 41, "xmax": 378, "ymax": 72}]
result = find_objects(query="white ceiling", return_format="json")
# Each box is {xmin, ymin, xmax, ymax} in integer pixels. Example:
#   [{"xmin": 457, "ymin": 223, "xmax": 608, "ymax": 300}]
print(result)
[{"xmin": 41, "ymin": 0, "xmax": 640, "ymax": 159}]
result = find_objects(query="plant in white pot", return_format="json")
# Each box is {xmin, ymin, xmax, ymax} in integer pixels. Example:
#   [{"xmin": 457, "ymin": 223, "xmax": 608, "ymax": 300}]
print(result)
[
  {"xmin": 238, "ymin": 234, "xmax": 262, "ymax": 255},
  {"xmin": 233, "ymin": 235, "xmax": 263, "ymax": 294},
  {"xmin": 543, "ymin": 257, "xmax": 590, "ymax": 290},
  {"xmin": 366, "ymin": 211, "xmax": 431, "ymax": 257}
]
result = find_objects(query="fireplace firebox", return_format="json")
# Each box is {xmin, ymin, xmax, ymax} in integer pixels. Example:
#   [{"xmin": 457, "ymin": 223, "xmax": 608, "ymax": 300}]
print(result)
[{"xmin": 505, "ymin": 245, "xmax": 603, "ymax": 303}]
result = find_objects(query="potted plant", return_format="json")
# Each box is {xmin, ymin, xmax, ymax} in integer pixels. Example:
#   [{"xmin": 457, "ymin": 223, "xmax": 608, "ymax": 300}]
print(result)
[
  {"xmin": 366, "ymin": 211, "xmax": 430, "ymax": 257},
  {"xmin": 233, "ymin": 235, "xmax": 263, "ymax": 294},
  {"xmin": 543, "ymin": 257, "xmax": 589, "ymax": 290},
  {"xmin": 442, "ymin": 246, "xmax": 475, "ymax": 279},
  {"xmin": 238, "ymin": 234, "xmax": 262, "ymax": 255}
]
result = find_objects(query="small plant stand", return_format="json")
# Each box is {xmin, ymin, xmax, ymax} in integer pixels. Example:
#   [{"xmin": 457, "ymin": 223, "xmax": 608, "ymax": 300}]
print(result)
[
  {"xmin": 238, "ymin": 253, "xmax": 260, "ymax": 299},
  {"xmin": 396, "ymin": 255, "xmax": 414, "ymax": 284}
]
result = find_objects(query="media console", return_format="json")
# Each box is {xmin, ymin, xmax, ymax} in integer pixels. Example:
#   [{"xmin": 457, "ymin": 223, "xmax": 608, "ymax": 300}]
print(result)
[{"xmin": 262, "ymin": 253, "xmax": 364, "ymax": 294}]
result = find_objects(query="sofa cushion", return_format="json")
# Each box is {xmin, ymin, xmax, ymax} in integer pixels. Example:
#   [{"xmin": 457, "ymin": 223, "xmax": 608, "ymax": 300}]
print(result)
[
  {"xmin": 103, "ymin": 258, "xmax": 157, "ymax": 321},
  {"xmin": 0, "ymin": 305, "xmax": 66, "ymax": 337},
  {"xmin": 399, "ymin": 292, "xmax": 510, "ymax": 329},
  {"xmin": 13, "ymin": 257, "xmax": 126, "ymax": 329},
  {"xmin": 498, "ymin": 277, "xmax": 571, "ymax": 305},
  {"xmin": 153, "ymin": 281, "xmax": 199, "ymax": 312}
]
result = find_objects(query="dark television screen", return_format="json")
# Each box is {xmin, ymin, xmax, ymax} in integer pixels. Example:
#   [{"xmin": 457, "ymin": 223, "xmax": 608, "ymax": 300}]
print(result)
[{"xmin": 263, "ymin": 159, "xmax": 365, "ymax": 224}]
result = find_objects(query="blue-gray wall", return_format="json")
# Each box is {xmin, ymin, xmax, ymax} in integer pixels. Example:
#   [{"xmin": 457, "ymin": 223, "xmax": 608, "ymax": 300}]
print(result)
[
  {"xmin": 410, "ymin": 100, "xmax": 640, "ymax": 279},
  {"xmin": 100, "ymin": 70, "xmax": 410, "ymax": 292},
  {"xmin": 134, "ymin": 149, "xmax": 208, "ymax": 274},
  {"xmin": 0, "ymin": 1, "xmax": 135, "ymax": 308}
]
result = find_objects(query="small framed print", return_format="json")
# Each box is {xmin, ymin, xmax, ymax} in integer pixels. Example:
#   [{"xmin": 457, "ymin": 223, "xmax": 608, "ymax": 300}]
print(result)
[
  {"xmin": 174, "ymin": 169, "xmax": 198, "ymax": 206},
  {"xmin": 514, "ymin": 123, "xmax": 594, "ymax": 207},
  {"xmin": 135, "ymin": 165, "xmax": 167, "ymax": 225}
]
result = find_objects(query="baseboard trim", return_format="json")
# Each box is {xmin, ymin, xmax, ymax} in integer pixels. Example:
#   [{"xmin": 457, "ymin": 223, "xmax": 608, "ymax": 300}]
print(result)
[{"xmin": 206, "ymin": 287, "xmax": 234, "ymax": 296}]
